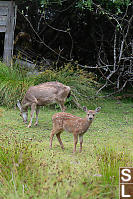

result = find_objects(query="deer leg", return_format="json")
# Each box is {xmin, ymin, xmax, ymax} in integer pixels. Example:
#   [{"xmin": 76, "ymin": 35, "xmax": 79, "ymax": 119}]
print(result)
[
  {"xmin": 28, "ymin": 103, "xmax": 36, "ymax": 128},
  {"xmin": 34, "ymin": 106, "xmax": 40, "ymax": 126},
  {"xmin": 56, "ymin": 133, "xmax": 64, "ymax": 150},
  {"xmin": 73, "ymin": 134, "xmax": 78, "ymax": 153},
  {"xmin": 59, "ymin": 101, "xmax": 66, "ymax": 112},
  {"xmin": 79, "ymin": 135, "xmax": 83, "ymax": 153}
]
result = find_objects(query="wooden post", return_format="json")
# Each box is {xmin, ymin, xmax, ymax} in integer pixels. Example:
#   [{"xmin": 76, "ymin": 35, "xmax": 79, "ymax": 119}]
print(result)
[{"xmin": 0, "ymin": 1, "xmax": 17, "ymax": 65}]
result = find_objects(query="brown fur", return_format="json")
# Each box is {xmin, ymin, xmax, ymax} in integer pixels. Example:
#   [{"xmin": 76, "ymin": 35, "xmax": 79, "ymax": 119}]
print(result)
[
  {"xmin": 50, "ymin": 107, "xmax": 101, "ymax": 153},
  {"xmin": 17, "ymin": 81, "xmax": 71, "ymax": 127}
]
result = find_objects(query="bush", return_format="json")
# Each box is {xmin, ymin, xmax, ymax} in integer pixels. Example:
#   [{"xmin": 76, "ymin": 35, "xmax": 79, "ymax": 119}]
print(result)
[{"xmin": 34, "ymin": 63, "xmax": 100, "ymax": 108}]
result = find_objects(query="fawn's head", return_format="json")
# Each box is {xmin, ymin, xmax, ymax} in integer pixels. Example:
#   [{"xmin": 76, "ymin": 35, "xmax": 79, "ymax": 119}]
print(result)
[{"xmin": 83, "ymin": 106, "xmax": 101, "ymax": 121}]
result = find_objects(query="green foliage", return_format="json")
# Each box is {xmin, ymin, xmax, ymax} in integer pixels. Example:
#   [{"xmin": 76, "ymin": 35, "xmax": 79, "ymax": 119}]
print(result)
[
  {"xmin": 76, "ymin": 0, "xmax": 92, "ymax": 9},
  {"xmin": 75, "ymin": 0, "xmax": 132, "ymax": 14},
  {"xmin": 15, "ymin": 0, "xmax": 132, "ymax": 15},
  {"xmin": 0, "ymin": 62, "xmax": 34, "ymax": 107},
  {"xmin": 112, "ymin": 0, "xmax": 131, "ymax": 6}
]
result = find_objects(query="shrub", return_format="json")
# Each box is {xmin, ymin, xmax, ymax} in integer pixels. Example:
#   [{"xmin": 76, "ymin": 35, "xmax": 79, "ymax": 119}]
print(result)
[{"xmin": 34, "ymin": 63, "xmax": 100, "ymax": 108}]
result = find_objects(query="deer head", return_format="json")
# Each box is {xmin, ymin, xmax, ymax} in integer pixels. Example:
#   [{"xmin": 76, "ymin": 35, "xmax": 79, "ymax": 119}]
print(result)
[
  {"xmin": 17, "ymin": 100, "xmax": 28, "ymax": 123},
  {"xmin": 83, "ymin": 106, "xmax": 101, "ymax": 121}
]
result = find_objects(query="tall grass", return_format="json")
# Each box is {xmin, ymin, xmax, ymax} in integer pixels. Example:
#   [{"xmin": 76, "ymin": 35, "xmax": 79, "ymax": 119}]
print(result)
[
  {"xmin": 0, "ymin": 142, "xmax": 43, "ymax": 199},
  {"xmin": 0, "ymin": 141, "xmax": 132, "ymax": 199},
  {"xmin": 0, "ymin": 62, "xmax": 34, "ymax": 107},
  {"xmin": 95, "ymin": 145, "xmax": 131, "ymax": 185},
  {"xmin": 71, "ymin": 145, "xmax": 132, "ymax": 199}
]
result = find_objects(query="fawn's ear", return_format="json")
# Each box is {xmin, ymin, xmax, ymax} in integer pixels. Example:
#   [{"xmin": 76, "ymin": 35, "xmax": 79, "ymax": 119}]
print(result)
[
  {"xmin": 83, "ymin": 106, "xmax": 88, "ymax": 112},
  {"xmin": 95, "ymin": 107, "xmax": 101, "ymax": 113}
]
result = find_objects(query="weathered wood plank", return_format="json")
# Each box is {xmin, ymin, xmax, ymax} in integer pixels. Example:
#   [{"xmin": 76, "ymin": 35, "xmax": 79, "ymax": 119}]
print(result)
[
  {"xmin": 0, "ymin": 1, "xmax": 11, "ymax": 7},
  {"xmin": 0, "ymin": 16, "xmax": 7, "ymax": 26},
  {"xmin": 0, "ymin": 25, "xmax": 6, "ymax": 32},
  {"xmin": 3, "ymin": 2, "xmax": 17, "ymax": 65},
  {"xmin": 0, "ymin": 7, "xmax": 8, "ymax": 16}
]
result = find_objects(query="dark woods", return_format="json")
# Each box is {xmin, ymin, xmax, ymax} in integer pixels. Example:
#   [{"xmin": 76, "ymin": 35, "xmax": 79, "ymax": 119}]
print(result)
[{"xmin": 13, "ymin": 0, "xmax": 133, "ymax": 93}]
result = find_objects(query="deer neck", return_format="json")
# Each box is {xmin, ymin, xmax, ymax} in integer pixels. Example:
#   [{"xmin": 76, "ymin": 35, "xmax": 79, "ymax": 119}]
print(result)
[
  {"xmin": 80, "ymin": 117, "xmax": 92, "ymax": 132},
  {"xmin": 21, "ymin": 97, "xmax": 31, "ymax": 111},
  {"xmin": 84, "ymin": 117, "xmax": 93, "ymax": 126},
  {"xmin": 21, "ymin": 101, "xmax": 29, "ymax": 112}
]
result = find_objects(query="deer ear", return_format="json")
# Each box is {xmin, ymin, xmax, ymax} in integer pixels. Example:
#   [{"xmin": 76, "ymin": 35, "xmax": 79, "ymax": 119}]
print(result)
[
  {"xmin": 83, "ymin": 106, "xmax": 88, "ymax": 112},
  {"xmin": 17, "ymin": 100, "xmax": 22, "ymax": 111},
  {"xmin": 95, "ymin": 107, "xmax": 101, "ymax": 113}
]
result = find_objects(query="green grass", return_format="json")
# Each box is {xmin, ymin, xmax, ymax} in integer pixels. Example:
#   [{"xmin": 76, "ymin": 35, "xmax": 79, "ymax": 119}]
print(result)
[{"xmin": 0, "ymin": 99, "xmax": 133, "ymax": 199}]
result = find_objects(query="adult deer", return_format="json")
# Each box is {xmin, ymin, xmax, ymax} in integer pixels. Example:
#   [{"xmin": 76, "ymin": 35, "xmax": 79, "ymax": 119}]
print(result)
[
  {"xmin": 50, "ymin": 107, "xmax": 101, "ymax": 153},
  {"xmin": 17, "ymin": 81, "xmax": 71, "ymax": 128}
]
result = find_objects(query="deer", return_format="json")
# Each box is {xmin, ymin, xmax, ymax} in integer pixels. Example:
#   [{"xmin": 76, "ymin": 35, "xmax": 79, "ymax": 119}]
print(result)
[
  {"xmin": 17, "ymin": 81, "xmax": 71, "ymax": 128},
  {"xmin": 50, "ymin": 106, "xmax": 101, "ymax": 153}
]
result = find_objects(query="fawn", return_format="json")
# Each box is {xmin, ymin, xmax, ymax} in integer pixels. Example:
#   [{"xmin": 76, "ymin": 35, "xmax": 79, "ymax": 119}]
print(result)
[{"xmin": 50, "ymin": 106, "xmax": 101, "ymax": 153}]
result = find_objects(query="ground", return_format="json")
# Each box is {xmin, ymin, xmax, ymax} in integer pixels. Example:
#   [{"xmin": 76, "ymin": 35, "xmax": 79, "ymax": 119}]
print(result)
[{"xmin": 0, "ymin": 99, "xmax": 133, "ymax": 199}]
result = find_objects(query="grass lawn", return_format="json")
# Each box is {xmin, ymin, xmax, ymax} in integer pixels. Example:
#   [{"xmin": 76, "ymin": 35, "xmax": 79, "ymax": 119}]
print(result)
[{"xmin": 0, "ymin": 99, "xmax": 133, "ymax": 199}]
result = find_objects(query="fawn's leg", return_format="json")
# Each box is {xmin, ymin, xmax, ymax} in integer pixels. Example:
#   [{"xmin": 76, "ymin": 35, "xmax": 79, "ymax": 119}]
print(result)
[
  {"xmin": 50, "ymin": 129, "xmax": 61, "ymax": 149},
  {"xmin": 50, "ymin": 130, "xmax": 55, "ymax": 149},
  {"xmin": 34, "ymin": 106, "xmax": 40, "ymax": 126},
  {"xmin": 56, "ymin": 132, "xmax": 64, "ymax": 150},
  {"xmin": 28, "ymin": 103, "xmax": 36, "ymax": 128},
  {"xmin": 73, "ymin": 134, "xmax": 78, "ymax": 153},
  {"xmin": 79, "ymin": 135, "xmax": 83, "ymax": 153}
]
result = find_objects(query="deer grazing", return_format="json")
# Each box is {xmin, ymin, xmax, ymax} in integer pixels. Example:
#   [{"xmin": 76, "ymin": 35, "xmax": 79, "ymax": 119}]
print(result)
[
  {"xmin": 17, "ymin": 81, "xmax": 71, "ymax": 128},
  {"xmin": 50, "ymin": 107, "xmax": 101, "ymax": 153}
]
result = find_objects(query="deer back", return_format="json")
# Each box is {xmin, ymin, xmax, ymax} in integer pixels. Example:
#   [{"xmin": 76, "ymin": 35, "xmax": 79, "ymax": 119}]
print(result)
[
  {"xmin": 52, "ymin": 112, "xmax": 90, "ymax": 134},
  {"xmin": 22, "ymin": 82, "xmax": 70, "ymax": 106}
]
